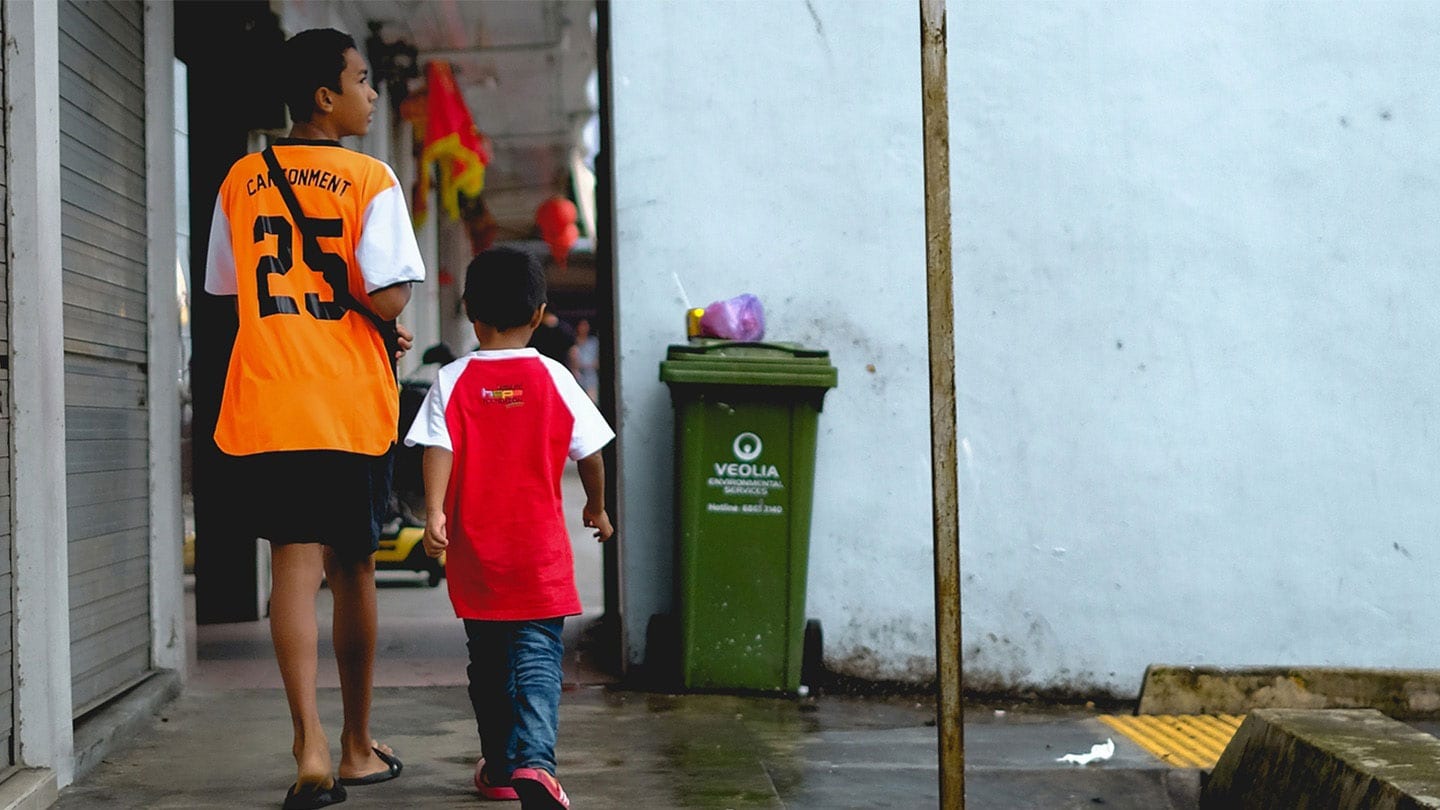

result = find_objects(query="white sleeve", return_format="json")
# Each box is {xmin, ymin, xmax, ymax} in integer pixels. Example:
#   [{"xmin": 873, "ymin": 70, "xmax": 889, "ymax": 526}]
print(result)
[
  {"xmin": 403, "ymin": 378, "xmax": 452, "ymax": 451},
  {"xmin": 356, "ymin": 167, "xmax": 426, "ymax": 293},
  {"xmin": 543, "ymin": 357, "xmax": 614, "ymax": 460},
  {"xmin": 204, "ymin": 196, "xmax": 238, "ymax": 296}
]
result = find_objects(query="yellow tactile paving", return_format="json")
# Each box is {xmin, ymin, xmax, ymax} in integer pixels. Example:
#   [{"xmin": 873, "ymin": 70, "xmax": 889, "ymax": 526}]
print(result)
[{"xmin": 1099, "ymin": 714, "xmax": 1244, "ymax": 769}]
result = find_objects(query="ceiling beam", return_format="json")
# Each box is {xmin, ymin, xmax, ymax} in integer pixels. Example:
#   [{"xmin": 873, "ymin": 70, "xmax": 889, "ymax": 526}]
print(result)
[{"xmin": 419, "ymin": 38, "xmax": 565, "ymax": 59}]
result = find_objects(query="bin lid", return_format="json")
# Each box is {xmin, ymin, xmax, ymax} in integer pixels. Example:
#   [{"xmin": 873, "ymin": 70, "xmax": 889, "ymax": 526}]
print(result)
[{"xmin": 659, "ymin": 340, "xmax": 839, "ymax": 389}]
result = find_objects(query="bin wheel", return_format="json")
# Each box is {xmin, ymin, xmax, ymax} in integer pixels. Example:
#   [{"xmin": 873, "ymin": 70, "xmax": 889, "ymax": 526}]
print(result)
[
  {"xmin": 426, "ymin": 564, "xmax": 444, "ymax": 588},
  {"xmin": 801, "ymin": 619, "xmax": 824, "ymax": 688},
  {"xmin": 644, "ymin": 613, "xmax": 681, "ymax": 691}
]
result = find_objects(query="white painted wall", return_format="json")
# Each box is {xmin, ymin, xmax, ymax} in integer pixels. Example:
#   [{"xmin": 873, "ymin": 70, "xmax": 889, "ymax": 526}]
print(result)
[
  {"xmin": 951, "ymin": 2, "xmax": 1440, "ymax": 697},
  {"xmin": 610, "ymin": 2, "xmax": 934, "ymax": 676}
]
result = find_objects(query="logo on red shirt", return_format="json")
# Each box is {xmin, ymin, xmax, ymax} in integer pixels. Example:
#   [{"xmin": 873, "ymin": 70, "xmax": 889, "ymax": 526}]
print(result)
[{"xmin": 481, "ymin": 385, "xmax": 525, "ymax": 407}]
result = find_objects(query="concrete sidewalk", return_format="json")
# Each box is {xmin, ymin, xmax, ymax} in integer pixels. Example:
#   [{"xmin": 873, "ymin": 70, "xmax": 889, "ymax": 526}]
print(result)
[
  {"xmin": 55, "ymin": 591, "xmax": 1200, "ymax": 807},
  {"xmin": 54, "ymin": 682, "xmax": 1198, "ymax": 809},
  {"xmin": 75, "ymin": 470, "xmax": 1199, "ymax": 809}
]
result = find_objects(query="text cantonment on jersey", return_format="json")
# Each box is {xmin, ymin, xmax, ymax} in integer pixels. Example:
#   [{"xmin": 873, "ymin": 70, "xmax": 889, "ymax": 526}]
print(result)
[{"xmin": 246, "ymin": 167, "xmax": 354, "ymax": 197}]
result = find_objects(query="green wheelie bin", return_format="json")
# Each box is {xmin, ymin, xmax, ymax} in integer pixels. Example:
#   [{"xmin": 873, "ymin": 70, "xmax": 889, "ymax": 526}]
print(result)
[{"xmin": 659, "ymin": 340, "xmax": 838, "ymax": 693}]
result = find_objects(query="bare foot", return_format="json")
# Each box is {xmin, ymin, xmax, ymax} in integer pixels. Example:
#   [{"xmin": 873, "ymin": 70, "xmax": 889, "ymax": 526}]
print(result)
[
  {"xmin": 293, "ymin": 733, "xmax": 334, "ymax": 787},
  {"xmin": 338, "ymin": 737, "xmax": 395, "ymax": 780}
]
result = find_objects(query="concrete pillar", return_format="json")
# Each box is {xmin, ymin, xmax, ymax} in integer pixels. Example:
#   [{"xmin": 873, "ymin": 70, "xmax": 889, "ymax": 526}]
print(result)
[
  {"xmin": 6, "ymin": 0, "xmax": 76, "ymax": 785},
  {"xmin": 145, "ymin": 0, "xmax": 187, "ymax": 678},
  {"xmin": 393, "ymin": 119, "xmax": 441, "ymax": 376}
]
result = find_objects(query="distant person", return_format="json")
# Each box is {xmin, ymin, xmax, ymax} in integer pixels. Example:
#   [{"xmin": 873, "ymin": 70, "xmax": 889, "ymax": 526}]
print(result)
[
  {"xmin": 529, "ymin": 309, "xmax": 575, "ymax": 364},
  {"xmin": 568, "ymin": 318, "xmax": 600, "ymax": 403},
  {"xmin": 405, "ymin": 342, "xmax": 456, "ymax": 385},
  {"xmin": 205, "ymin": 28, "xmax": 419, "ymax": 809},
  {"xmin": 405, "ymin": 246, "xmax": 614, "ymax": 809}
]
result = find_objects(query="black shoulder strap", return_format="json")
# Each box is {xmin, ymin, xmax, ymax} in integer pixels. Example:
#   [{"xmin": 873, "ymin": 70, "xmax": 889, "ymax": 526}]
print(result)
[
  {"xmin": 262, "ymin": 146, "xmax": 398, "ymax": 376},
  {"xmin": 262, "ymin": 146, "xmax": 310, "ymax": 235}
]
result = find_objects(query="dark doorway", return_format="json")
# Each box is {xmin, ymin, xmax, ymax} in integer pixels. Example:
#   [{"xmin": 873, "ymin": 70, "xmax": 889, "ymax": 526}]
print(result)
[{"xmin": 174, "ymin": 0, "xmax": 285, "ymax": 624}]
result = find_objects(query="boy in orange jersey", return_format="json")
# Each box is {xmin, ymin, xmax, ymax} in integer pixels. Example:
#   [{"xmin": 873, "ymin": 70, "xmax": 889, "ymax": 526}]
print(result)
[
  {"xmin": 204, "ymin": 28, "xmax": 422, "ymax": 810},
  {"xmin": 405, "ymin": 247, "xmax": 614, "ymax": 809}
]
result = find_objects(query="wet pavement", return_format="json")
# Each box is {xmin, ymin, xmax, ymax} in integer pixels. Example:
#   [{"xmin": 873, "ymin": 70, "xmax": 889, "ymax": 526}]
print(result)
[
  {"xmin": 54, "ymin": 680, "xmax": 1200, "ymax": 809},
  {"xmin": 55, "ymin": 468, "xmax": 1201, "ymax": 808}
]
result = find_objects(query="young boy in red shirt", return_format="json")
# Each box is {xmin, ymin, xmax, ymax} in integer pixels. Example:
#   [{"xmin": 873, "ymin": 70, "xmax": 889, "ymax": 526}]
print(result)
[{"xmin": 405, "ymin": 246, "xmax": 614, "ymax": 809}]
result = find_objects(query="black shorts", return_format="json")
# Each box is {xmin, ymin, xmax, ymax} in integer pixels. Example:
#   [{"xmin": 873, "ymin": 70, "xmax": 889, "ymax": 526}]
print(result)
[{"xmin": 227, "ymin": 448, "xmax": 394, "ymax": 560}]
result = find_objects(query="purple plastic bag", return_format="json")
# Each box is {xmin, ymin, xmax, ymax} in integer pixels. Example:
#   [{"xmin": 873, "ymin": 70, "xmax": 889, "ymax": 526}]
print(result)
[{"xmin": 699, "ymin": 294, "xmax": 766, "ymax": 341}]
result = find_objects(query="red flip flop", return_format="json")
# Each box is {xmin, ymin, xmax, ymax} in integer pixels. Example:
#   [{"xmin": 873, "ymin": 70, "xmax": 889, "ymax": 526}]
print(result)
[
  {"xmin": 510, "ymin": 767, "xmax": 570, "ymax": 809},
  {"xmin": 474, "ymin": 757, "xmax": 519, "ymax": 801}
]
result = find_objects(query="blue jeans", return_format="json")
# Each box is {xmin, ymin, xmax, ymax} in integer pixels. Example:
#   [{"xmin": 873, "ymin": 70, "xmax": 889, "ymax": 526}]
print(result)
[{"xmin": 465, "ymin": 618, "xmax": 565, "ymax": 779}]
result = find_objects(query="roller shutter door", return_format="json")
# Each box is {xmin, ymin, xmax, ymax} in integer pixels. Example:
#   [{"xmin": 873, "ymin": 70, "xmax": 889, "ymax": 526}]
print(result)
[{"xmin": 59, "ymin": 0, "xmax": 151, "ymax": 716}]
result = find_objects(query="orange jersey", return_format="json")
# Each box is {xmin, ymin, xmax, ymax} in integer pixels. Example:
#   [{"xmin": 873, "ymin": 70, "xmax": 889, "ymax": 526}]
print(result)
[{"xmin": 205, "ymin": 140, "xmax": 425, "ymax": 455}]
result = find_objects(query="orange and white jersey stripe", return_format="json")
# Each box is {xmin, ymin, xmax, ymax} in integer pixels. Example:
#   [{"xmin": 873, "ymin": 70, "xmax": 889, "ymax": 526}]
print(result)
[{"xmin": 205, "ymin": 140, "xmax": 425, "ymax": 456}]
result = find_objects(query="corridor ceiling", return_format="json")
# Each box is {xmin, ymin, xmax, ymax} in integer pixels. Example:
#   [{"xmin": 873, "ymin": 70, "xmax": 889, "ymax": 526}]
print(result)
[{"xmin": 282, "ymin": 0, "xmax": 597, "ymax": 238}]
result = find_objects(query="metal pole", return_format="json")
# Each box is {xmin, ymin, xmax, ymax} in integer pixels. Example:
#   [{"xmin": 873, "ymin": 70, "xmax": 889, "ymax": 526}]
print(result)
[{"xmin": 920, "ymin": 1, "xmax": 963, "ymax": 807}]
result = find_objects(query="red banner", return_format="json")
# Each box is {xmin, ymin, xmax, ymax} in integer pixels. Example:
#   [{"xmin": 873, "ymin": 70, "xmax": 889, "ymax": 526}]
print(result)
[{"xmin": 416, "ymin": 61, "xmax": 491, "ymax": 222}]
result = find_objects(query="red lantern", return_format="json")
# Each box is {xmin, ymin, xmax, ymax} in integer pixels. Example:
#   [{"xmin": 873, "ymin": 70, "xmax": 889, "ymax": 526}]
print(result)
[
  {"xmin": 535, "ymin": 197, "xmax": 577, "ymax": 238},
  {"xmin": 536, "ymin": 196, "xmax": 579, "ymax": 266},
  {"xmin": 547, "ymin": 223, "xmax": 579, "ymax": 265}
]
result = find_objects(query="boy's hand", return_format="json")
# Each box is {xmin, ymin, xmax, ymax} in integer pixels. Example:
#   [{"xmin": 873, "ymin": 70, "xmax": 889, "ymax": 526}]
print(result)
[
  {"xmin": 423, "ymin": 512, "xmax": 449, "ymax": 558},
  {"xmin": 395, "ymin": 323, "xmax": 414, "ymax": 362},
  {"xmin": 583, "ymin": 505, "xmax": 614, "ymax": 542}
]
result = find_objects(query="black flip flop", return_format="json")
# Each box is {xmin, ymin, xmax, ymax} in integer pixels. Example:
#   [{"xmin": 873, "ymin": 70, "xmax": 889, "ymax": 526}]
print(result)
[
  {"xmin": 338, "ymin": 746, "xmax": 403, "ymax": 786},
  {"xmin": 282, "ymin": 779, "xmax": 346, "ymax": 809}
]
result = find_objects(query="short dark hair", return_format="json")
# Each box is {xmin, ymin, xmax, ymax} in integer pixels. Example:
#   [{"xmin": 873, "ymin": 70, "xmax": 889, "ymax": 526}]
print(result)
[
  {"xmin": 281, "ymin": 29, "xmax": 355, "ymax": 123},
  {"xmin": 463, "ymin": 246, "xmax": 547, "ymax": 330}
]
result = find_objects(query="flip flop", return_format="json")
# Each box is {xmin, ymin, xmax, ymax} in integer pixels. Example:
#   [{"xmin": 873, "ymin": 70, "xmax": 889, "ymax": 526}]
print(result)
[
  {"xmin": 474, "ymin": 757, "xmax": 519, "ymax": 801},
  {"xmin": 282, "ymin": 778, "xmax": 346, "ymax": 809},
  {"xmin": 511, "ymin": 767, "xmax": 570, "ymax": 809},
  {"xmin": 337, "ymin": 746, "xmax": 403, "ymax": 786}
]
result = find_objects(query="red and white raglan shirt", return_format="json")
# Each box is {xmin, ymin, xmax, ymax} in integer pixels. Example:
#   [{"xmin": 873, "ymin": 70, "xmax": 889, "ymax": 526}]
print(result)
[{"xmin": 404, "ymin": 349, "xmax": 615, "ymax": 621}]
